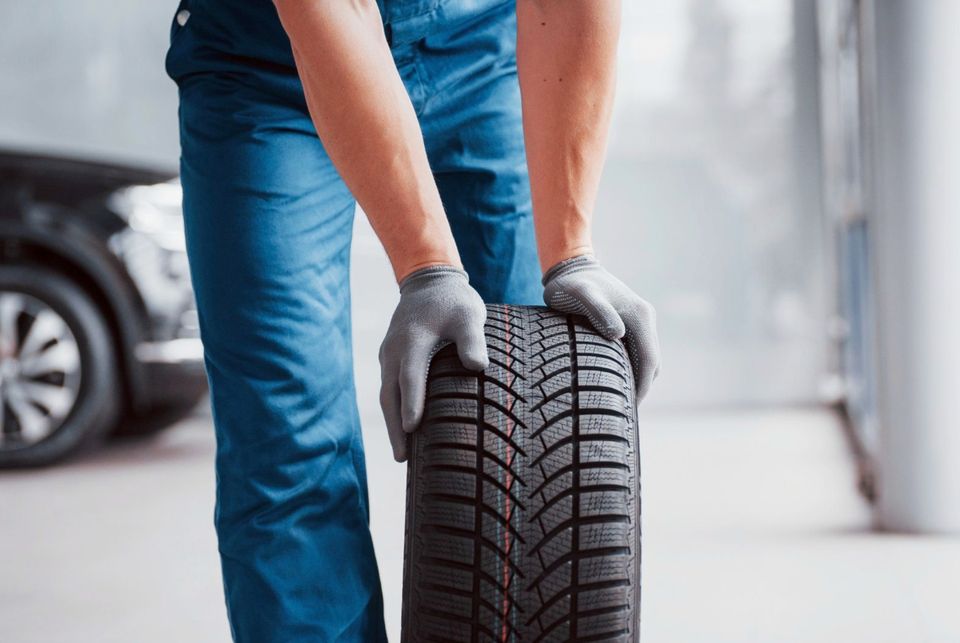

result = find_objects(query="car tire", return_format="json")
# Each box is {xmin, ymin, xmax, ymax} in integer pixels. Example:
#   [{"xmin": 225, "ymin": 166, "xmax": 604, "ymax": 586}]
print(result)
[
  {"xmin": 0, "ymin": 265, "xmax": 121, "ymax": 468},
  {"xmin": 402, "ymin": 304, "xmax": 641, "ymax": 642}
]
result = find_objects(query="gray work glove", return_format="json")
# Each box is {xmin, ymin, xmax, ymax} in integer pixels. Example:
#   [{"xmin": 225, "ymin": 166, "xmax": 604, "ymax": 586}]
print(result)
[
  {"xmin": 543, "ymin": 254, "xmax": 661, "ymax": 402},
  {"xmin": 379, "ymin": 265, "xmax": 489, "ymax": 462}
]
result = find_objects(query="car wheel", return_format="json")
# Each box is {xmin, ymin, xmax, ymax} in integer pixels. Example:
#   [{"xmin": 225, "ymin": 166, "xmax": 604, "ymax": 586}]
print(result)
[
  {"xmin": 402, "ymin": 305, "xmax": 641, "ymax": 642},
  {"xmin": 0, "ymin": 265, "xmax": 120, "ymax": 468}
]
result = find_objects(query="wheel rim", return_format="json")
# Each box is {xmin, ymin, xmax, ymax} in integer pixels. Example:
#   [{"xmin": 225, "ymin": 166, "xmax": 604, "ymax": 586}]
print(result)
[{"xmin": 0, "ymin": 291, "xmax": 82, "ymax": 449}]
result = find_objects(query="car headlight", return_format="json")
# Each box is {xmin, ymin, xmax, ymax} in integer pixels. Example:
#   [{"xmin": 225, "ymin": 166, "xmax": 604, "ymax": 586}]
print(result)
[
  {"xmin": 108, "ymin": 180, "xmax": 187, "ymax": 252},
  {"xmin": 107, "ymin": 180, "xmax": 198, "ymax": 342}
]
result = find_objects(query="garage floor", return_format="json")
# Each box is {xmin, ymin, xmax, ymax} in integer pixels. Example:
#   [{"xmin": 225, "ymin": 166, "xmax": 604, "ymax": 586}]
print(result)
[{"xmin": 2, "ymin": 404, "xmax": 958, "ymax": 643}]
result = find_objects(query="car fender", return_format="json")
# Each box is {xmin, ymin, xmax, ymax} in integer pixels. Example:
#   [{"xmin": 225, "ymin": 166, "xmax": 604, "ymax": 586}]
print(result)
[{"xmin": 0, "ymin": 208, "xmax": 154, "ymax": 412}]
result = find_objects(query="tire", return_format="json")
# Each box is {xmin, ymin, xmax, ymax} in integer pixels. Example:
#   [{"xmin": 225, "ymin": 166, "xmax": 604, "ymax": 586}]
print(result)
[
  {"xmin": 0, "ymin": 265, "xmax": 121, "ymax": 468},
  {"xmin": 403, "ymin": 304, "xmax": 641, "ymax": 642}
]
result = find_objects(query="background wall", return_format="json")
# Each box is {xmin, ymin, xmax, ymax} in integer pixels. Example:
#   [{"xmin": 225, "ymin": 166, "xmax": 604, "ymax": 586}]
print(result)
[
  {"xmin": 0, "ymin": 2, "xmax": 180, "ymax": 167},
  {"xmin": 0, "ymin": 0, "xmax": 831, "ymax": 409}
]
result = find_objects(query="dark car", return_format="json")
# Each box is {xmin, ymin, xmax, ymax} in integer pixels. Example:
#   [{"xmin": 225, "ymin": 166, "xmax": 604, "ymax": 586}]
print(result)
[{"xmin": 0, "ymin": 149, "xmax": 206, "ymax": 467}]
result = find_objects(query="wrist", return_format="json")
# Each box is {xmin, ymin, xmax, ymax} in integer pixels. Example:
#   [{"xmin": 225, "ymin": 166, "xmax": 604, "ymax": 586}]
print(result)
[
  {"xmin": 538, "ymin": 243, "xmax": 594, "ymax": 275},
  {"xmin": 398, "ymin": 264, "xmax": 468, "ymax": 293},
  {"xmin": 382, "ymin": 214, "xmax": 463, "ymax": 284},
  {"xmin": 395, "ymin": 257, "xmax": 463, "ymax": 285},
  {"xmin": 542, "ymin": 253, "xmax": 598, "ymax": 285}
]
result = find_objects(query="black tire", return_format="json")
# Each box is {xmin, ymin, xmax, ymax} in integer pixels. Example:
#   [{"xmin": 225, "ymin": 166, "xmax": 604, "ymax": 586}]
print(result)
[
  {"xmin": 0, "ymin": 265, "xmax": 121, "ymax": 468},
  {"xmin": 403, "ymin": 305, "xmax": 641, "ymax": 642}
]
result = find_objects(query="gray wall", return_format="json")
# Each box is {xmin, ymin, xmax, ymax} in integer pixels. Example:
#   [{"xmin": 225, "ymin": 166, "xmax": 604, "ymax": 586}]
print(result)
[
  {"xmin": 0, "ymin": 2, "xmax": 180, "ymax": 167},
  {"xmin": 600, "ymin": 0, "xmax": 829, "ymax": 406},
  {"xmin": 0, "ymin": 0, "xmax": 830, "ymax": 408}
]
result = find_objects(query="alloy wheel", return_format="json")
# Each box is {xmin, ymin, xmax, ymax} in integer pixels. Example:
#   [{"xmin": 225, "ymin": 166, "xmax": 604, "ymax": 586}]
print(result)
[{"xmin": 0, "ymin": 291, "xmax": 82, "ymax": 448}]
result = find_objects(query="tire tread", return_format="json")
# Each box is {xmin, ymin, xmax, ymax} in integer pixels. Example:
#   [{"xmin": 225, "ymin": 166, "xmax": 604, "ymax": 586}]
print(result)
[{"xmin": 403, "ymin": 305, "xmax": 640, "ymax": 642}]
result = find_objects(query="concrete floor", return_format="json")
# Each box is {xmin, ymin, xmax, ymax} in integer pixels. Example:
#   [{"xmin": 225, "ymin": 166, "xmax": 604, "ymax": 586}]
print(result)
[{"xmin": 2, "ymin": 404, "xmax": 958, "ymax": 642}]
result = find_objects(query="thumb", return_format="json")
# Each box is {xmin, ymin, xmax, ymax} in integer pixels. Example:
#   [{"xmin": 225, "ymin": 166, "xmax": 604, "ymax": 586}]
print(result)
[
  {"xmin": 388, "ymin": 422, "xmax": 409, "ymax": 463},
  {"xmin": 578, "ymin": 294, "xmax": 627, "ymax": 341},
  {"xmin": 454, "ymin": 325, "xmax": 489, "ymax": 371},
  {"xmin": 399, "ymin": 346, "xmax": 432, "ymax": 433},
  {"xmin": 379, "ymin": 368, "xmax": 408, "ymax": 462}
]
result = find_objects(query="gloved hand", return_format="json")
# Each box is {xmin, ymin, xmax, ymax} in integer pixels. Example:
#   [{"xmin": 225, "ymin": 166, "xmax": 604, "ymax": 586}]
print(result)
[
  {"xmin": 542, "ymin": 254, "xmax": 661, "ymax": 401},
  {"xmin": 379, "ymin": 265, "xmax": 489, "ymax": 462}
]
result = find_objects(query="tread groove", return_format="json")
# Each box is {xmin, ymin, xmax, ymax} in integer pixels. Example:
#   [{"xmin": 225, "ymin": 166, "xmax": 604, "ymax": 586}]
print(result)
[
  {"xmin": 528, "ymin": 484, "xmax": 631, "ymax": 524},
  {"xmin": 427, "ymin": 377, "xmax": 528, "ymax": 405},
  {"xmin": 423, "ymin": 493, "xmax": 526, "ymax": 544},
  {"xmin": 530, "ymin": 433, "xmax": 631, "ymax": 468},
  {"xmin": 531, "ymin": 364, "xmax": 629, "ymax": 389},
  {"xmin": 422, "ymin": 442, "xmax": 525, "ymax": 487},
  {"xmin": 487, "ymin": 356, "xmax": 524, "ymax": 384},
  {"xmin": 422, "ymin": 464, "xmax": 527, "ymax": 510},
  {"xmin": 486, "ymin": 342, "xmax": 526, "ymax": 366},
  {"xmin": 419, "ymin": 583, "xmax": 520, "ymax": 620},
  {"xmin": 525, "ymin": 546, "xmax": 632, "ymax": 592},
  {"xmin": 530, "ymin": 384, "xmax": 628, "ymax": 413},
  {"xmin": 528, "ymin": 514, "xmax": 632, "ymax": 558},
  {"xmin": 533, "ymin": 604, "xmax": 631, "ymax": 643},
  {"xmin": 484, "ymin": 330, "xmax": 525, "ymax": 354},
  {"xmin": 529, "ymin": 408, "xmax": 630, "ymax": 441},
  {"xmin": 524, "ymin": 579, "xmax": 633, "ymax": 627},
  {"xmin": 527, "ymin": 461, "xmax": 630, "ymax": 500},
  {"xmin": 421, "ymin": 415, "xmax": 527, "ymax": 457},
  {"xmin": 420, "ymin": 524, "xmax": 525, "ymax": 579},
  {"xmin": 470, "ymin": 373, "xmax": 485, "ymax": 643},
  {"xmin": 567, "ymin": 315, "xmax": 581, "ymax": 641}
]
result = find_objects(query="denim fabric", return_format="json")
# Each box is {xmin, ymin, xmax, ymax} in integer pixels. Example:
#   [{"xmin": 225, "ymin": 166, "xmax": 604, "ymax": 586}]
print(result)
[{"xmin": 166, "ymin": 1, "xmax": 540, "ymax": 640}]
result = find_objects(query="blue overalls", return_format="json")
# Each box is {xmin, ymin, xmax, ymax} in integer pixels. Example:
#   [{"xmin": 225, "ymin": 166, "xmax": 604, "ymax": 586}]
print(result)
[{"xmin": 165, "ymin": 1, "xmax": 540, "ymax": 640}]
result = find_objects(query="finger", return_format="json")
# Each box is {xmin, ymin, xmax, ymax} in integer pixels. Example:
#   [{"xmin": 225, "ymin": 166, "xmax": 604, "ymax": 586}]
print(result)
[
  {"xmin": 389, "ymin": 424, "xmax": 409, "ymax": 463},
  {"xmin": 387, "ymin": 431, "xmax": 410, "ymax": 462},
  {"xmin": 453, "ymin": 324, "xmax": 489, "ymax": 371},
  {"xmin": 624, "ymin": 332, "xmax": 658, "ymax": 403},
  {"xmin": 622, "ymin": 303, "xmax": 660, "ymax": 402},
  {"xmin": 578, "ymin": 293, "xmax": 627, "ymax": 340},
  {"xmin": 399, "ymin": 341, "xmax": 435, "ymax": 433},
  {"xmin": 379, "ymin": 366, "xmax": 407, "ymax": 462}
]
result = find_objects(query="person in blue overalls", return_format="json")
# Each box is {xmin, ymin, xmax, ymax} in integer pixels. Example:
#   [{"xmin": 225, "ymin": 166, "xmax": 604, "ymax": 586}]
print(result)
[{"xmin": 165, "ymin": 0, "xmax": 660, "ymax": 640}]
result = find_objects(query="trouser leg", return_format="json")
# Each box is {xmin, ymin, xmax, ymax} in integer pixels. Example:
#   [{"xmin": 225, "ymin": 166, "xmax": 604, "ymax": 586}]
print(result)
[
  {"xmin": 412, "ymin": 2, "xmax": 543, "ymax": 306},
  {"xmin": 177, "ymin": 72, "xmax": 387, "ymax": 643}
]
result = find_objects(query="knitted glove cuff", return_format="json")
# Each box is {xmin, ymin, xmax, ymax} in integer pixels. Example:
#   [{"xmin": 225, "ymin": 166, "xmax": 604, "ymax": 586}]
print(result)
[
  {"xmin": 399, "ymin": 265, "xmax": 469, "ymax": 294},
  {"xmin": 541, "ymin": 254, "xmax": 598, "ymax": 286}
]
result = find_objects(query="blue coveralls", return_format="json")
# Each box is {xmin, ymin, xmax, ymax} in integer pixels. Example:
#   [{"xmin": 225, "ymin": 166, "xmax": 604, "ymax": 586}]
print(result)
[{"xmin": 165, "ymin": 0, "xmax": 541, "ymax": 640}]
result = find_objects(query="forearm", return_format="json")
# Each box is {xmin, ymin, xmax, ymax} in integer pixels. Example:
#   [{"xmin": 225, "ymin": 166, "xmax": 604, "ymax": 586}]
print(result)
[
  {"xmin": 516, "ymin": 0, "xmax": 621, "ymax": 271},
  {"xmin": 274, "ymin": 0, "xmax": 459, "ymax": 281}
]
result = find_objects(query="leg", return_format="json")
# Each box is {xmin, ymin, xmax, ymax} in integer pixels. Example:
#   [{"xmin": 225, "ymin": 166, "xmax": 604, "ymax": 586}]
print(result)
[
  {"xmin": 177, "ymin": 70, "xmax": 386, "ymax": 642},
  {"xmin": 414, "ymin": 3, "xmax": 543, "ymax": 306}
]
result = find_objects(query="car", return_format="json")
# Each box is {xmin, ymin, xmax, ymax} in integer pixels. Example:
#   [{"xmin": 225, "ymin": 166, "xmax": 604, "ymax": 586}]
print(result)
[{"xmin": 0, "ymin": 148, "xmax": 207, "ymax": 468}]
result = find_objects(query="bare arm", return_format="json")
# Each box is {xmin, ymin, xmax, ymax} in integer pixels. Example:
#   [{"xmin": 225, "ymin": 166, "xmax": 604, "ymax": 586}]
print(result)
[
  {"xmin": 273, "ymin": 0, "xmax": 491, "ymax": 459},
  {"xmin": 517, "ymin": 2, "xmax": 660, "ymax": 399},
  {"xmin": 516, "ymin": 0, "xmax": 621, "ymax": 272},
  {"xmin": 274, "ymin": 0, "xmax": 460, "ymax": 282}
]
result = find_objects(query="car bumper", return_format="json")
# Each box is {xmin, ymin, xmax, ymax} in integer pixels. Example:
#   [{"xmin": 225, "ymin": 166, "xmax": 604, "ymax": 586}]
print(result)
[{"xmin": 135, "ymin": 338, "xmax": 208, "ymax": 408}]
